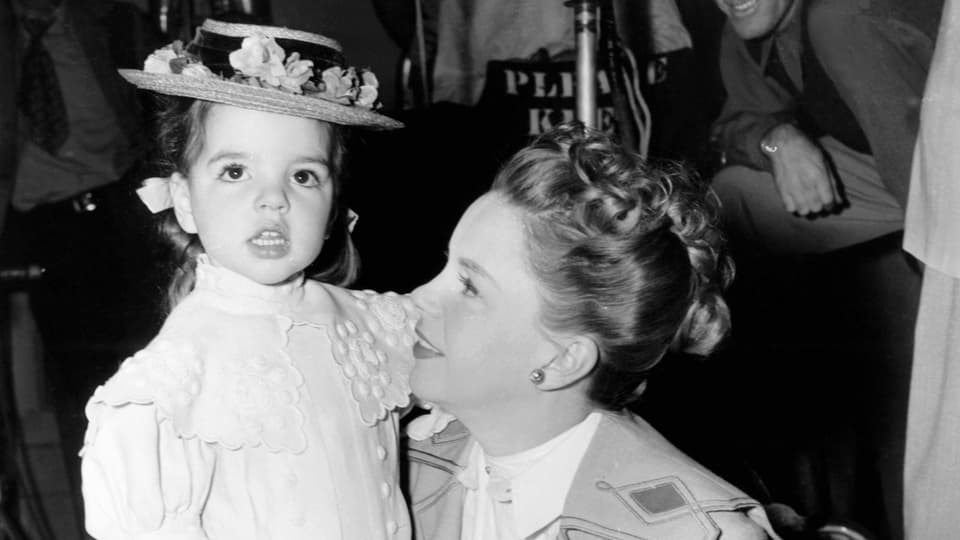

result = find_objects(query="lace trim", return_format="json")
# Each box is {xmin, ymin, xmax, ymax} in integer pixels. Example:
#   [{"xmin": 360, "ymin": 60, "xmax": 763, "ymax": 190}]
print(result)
[
  {"xmin": 87, "ymin": 321, "xmax": 308, "ymax": 454},
  {"xmin": 329, "ymin": 291, "xmax": 417, "ymax": 426}
]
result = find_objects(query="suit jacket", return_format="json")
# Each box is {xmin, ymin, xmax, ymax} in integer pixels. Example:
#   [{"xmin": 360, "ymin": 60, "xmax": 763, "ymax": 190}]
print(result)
[
  {"xmin": 0, "ymin": 0, "xmax": 153, "ymax": 228},
  {"xmin": 711, "ymin": 0, "xmax": 942, "ymax": 207},
  {"xmin": 406, "ymin": 410, "xmax": 777, "ymax": 539}
]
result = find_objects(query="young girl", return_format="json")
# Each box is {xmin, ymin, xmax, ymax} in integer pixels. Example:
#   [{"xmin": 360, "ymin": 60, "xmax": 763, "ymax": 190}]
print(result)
[{"xmin": 80, "ymin": 20, "xmax": 417, "ymax": 540}]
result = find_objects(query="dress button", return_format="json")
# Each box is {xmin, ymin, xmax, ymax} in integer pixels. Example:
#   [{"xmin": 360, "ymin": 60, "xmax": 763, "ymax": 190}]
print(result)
[
  {"xmin": 381, "ymin": 481, "xmax": 391, "ymax": 498},
  {"xmin": 386, "ymin": 520, "xmax": 398, "ymax": 535},
  {"xmin": 377, "ymin": 445, "xmax": 387, "ymax": 460}
]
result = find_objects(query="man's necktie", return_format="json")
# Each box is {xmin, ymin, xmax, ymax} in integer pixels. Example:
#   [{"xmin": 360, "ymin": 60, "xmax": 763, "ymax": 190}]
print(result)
[
  {"xmin": 766, "ymin": 43, "xmax": 800, "ymax": 97},
  {"xmin": 18, "ymin": 15, "xmax": 69, "ymax": 155}
]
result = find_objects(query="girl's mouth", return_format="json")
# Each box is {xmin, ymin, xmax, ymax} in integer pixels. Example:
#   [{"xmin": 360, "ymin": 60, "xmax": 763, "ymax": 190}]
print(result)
[{"xmin": 248, "ymin": 229, "xmax": 290, "ymax": 258}]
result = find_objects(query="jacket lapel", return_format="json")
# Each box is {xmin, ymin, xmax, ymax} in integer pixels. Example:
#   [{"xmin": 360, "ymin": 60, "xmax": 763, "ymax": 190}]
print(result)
[{"xmin": 408, "ymin": 421, "xmax": 473, "ymax": 540}]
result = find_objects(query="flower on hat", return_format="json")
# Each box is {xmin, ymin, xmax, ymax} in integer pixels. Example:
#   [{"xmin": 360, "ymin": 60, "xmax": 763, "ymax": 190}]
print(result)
[
  {"xmin": 144, "ymin": 41, "xmax": 199, "ymax": 75},
  {"xmin": 310, "ymin": 66, "xmax": 379, "ymax": 110},
  {"xmin": 228, "ymin": 33, "xmax": 287, "ymax": 86},
  {"xmin": 139, "ymin": 33, "xmax": 381, "ymax": 110},
  {"xmin": 144, "ymin": 47, "xmax": 179, "ymax": 74},
  {"xmin": 280, "ymin": 52, "xmax": 314, "ymax": 94},
  {"xmin": 182, "ymin": 64, "xmax": 214, "ymax": 79}
]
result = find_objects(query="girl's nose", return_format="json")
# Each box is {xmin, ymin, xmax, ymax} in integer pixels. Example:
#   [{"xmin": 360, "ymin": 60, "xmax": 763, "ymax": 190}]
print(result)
[{"xmin": 256, "ymin": 183, "xmax": 290, "ymax": 212}]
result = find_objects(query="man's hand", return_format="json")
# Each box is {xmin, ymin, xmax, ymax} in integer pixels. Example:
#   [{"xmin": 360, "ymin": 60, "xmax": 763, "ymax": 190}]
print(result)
[{"xmin": 762, "ymin": 123, "xmax": 842, "ymax": 215}]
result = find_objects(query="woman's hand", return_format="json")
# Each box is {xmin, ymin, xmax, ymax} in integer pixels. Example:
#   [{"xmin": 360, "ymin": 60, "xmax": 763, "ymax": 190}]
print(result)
[{"xmin": 763, "ymin": 123, "xmax": 842, "ymax": 216}]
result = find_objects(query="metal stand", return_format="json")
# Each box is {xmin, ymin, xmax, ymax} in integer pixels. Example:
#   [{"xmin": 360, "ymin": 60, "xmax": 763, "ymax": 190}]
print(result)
[{"xmin": 572, "ymin": 0, "xmax": 599, "ymax": 128}]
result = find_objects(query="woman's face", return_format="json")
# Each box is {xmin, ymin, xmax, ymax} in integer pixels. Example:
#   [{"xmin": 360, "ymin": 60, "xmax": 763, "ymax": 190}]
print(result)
[
  {"xmin": 410, "ymin": 194, "xmax": 560, "ymax": 414},
  {"xmin": 172, "ymin": 104, "xmax": 335, "ymax": 285}
]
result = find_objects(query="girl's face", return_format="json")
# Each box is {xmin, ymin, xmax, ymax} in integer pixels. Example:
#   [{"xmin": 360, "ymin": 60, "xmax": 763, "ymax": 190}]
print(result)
[
  {"xmin": 410, "ymin": 194, "xmax": 558, "ymax": 415},
  {"xmin": 172, "ymin": 104, "xmax": 335, "ymax": 285}
]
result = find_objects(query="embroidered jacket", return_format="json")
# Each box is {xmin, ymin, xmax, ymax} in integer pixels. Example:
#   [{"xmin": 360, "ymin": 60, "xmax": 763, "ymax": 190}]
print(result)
[
  {"xmin": 406, "ymin": 411, "xmax": 779, "ymax": 540},
  {"xmin": 81, "ymin": 261, "xmax": 416, "ymax": 540}
]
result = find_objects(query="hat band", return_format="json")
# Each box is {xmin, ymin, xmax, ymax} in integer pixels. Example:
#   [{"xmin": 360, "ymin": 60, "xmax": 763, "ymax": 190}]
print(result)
[{"xmin": 187, "ymin": 28, "xmax": 345, "ymax": 79}]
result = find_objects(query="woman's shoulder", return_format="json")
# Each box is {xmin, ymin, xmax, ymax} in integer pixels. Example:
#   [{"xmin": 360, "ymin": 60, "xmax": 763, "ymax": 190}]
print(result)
[
  {"xmin": 588, "ymin": 411, "xmax": 753, "ymax": 500},
  {"xmin": 564, "ymin": 411, "xmax": 777, "ymax": 538}
]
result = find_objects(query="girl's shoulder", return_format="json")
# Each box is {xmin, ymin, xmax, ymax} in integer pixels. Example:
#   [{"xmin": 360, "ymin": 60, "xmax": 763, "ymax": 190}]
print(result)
[
  {"xmin": 86, "ymin": 302, "xmax": 311, "ymax": 453},
  {"xmin": 310, "ymin": 282, "xmax": 419, "ymax": 335},
  {"xmin": 307, "ymin": 282, "xmax": 420, "ymax": 426}
]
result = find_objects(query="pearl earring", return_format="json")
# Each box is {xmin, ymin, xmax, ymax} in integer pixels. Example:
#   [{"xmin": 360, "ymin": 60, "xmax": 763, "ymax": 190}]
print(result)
[{"xmin": 529, "ymin": 368, "xmax": 545, "ymax": 385}]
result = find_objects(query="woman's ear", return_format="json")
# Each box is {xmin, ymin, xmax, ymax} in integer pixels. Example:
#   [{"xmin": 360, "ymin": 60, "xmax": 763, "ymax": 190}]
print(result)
[
  {"xmin": 539, "ymin": 337, "xmax": 599, "ymax": 391},
  {"xmin": 170, "ymin": 173, "xmax": 198, "ymax": 234}
]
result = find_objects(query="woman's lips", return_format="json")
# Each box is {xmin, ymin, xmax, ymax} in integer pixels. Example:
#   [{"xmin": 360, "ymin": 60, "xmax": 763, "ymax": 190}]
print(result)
[{"xmin": 413, "ymin": 328, "xmax": 443, "ymax": 359}]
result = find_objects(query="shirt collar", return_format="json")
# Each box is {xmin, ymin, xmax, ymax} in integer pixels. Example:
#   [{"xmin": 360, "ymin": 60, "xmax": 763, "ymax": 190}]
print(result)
[
  {"xmin": 745, "ymin": 1, "xmax": 803, "ymax": 67},
  {"xmin": 456, "ymin": 412, "xmax": 603, "ymax": 538},
  {"xmin": 194, "ymin": 254, "xmax": 306, "ymax": 310}
]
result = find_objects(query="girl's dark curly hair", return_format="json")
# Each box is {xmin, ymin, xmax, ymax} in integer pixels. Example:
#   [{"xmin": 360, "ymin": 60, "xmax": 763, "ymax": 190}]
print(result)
[
  {"xmin": 491, "ymin": 122, "xmax": 734, "ymax": 410},
  {"xmin": 150, "ymin": 95, "xmax": 359, "ymax": 312}
]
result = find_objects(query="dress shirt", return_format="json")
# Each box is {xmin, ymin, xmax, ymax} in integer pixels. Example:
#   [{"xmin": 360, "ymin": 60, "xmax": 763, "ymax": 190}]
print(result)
[{"xmin": 457, "ymin": 412, "xmax": 602, "ymax": 540}]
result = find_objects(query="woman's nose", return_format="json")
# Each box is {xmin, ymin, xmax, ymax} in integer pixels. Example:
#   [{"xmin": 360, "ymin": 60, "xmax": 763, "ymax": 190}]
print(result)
[
  {"xmin": 256, "ymin": 183, "xmax": 290, "ymax": 212},
  {"xmin": 410, "ymin": 280, "xmax": 441, "ymax": 316}
]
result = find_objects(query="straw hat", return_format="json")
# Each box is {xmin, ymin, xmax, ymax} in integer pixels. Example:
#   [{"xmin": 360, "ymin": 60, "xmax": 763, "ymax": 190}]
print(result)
[{"xmin": 119, "ymin": 19, "xmax": 403, "ymax": 130}]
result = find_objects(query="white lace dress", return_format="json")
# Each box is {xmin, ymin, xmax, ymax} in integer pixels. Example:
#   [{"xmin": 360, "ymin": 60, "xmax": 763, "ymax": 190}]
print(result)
[{"xmin": 81, "ymin": 260, "xmax": 417, "ymax": 540}]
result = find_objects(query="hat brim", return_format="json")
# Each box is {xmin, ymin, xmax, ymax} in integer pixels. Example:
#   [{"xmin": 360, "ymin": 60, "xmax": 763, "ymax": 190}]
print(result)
[{"xmin": 119, "ymin": 69, "xmax": 404, "ymax": 130}]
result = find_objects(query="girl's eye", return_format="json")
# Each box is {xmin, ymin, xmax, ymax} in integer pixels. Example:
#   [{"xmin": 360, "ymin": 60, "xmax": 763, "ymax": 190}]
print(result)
[
  {"xmin": 457, "ymin": 274, "xmax": 479, "ymax": 298},
  {"xmin": 218, "ymin": 164, "xmax": 248, "ymax": 182},
  {"xmin": 292, "ymin": 164, "xmax": 330, "ymax": 187},
  {"xmin": 292, "ymin": 169, "xmax": 321, "ymax": 187}
]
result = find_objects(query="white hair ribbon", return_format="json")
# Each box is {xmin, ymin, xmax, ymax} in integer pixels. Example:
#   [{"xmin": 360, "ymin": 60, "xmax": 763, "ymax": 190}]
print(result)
[
  {"xmin": 136, "ymin": 176, "xmax": 174, "ymax": 213},
  {"xmin": 346, "ymin": 208, "xmax": 359, "ymax": 233}
]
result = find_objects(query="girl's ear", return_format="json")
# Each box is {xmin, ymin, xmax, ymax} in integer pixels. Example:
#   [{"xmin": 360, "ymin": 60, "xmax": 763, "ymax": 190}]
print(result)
[
  {"xmin": 538, "ymin": 337, "xmax": 599, "ymax": 391},
  {"xmin": 170, "ymin": 173, "xmax": 197, "ymax": 234}
]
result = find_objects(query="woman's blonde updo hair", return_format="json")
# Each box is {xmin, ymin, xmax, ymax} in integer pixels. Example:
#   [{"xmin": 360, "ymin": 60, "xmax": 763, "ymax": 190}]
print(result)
[
  {"xmin": 152, "ymin": 95, "xmax": 359, "ymax": 312},
  {"xmin": 491, "ymin": 122, "xmax": 733, "ymax": 410}
]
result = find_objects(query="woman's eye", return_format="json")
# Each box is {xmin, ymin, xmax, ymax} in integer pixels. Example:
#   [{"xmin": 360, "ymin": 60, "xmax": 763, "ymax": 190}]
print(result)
[
  {"xmin": 457, "ymin": 274, "xmax": 479, "ymax": 298},
  {"xmin": 218, "ymin": 164, "xmax": 248, "ymax": 182}
]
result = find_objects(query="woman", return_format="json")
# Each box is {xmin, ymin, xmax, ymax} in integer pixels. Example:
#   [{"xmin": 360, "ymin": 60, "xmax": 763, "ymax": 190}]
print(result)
[{"xmin": 405, "ymin": 123, "xmax": 778, "ymax": 539}]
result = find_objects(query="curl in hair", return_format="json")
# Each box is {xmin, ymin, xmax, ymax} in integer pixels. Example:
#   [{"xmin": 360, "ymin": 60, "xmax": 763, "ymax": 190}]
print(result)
[{"xmin": 491, "ymin": 121, "xmax": 733, "ymax": 409}]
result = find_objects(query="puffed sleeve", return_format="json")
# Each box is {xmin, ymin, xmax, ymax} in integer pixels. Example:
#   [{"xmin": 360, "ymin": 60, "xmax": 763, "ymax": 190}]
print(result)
[
  {"xmin": 81, "ymin": 402, "xmax": 216, "ymax": 539},
  {"xmin": 80, "ymin": 340, "xmax": 216, "ymax": 540}
]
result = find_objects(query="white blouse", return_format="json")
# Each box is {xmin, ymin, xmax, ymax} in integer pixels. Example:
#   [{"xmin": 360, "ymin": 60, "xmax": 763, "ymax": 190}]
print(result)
[
  {"xmin": 81, "ymin": 258, "xmax": 418, "ymax": 539},
  {"xmin": 457, "ymin": 412, "xmax": 603, "ymax": 540}
]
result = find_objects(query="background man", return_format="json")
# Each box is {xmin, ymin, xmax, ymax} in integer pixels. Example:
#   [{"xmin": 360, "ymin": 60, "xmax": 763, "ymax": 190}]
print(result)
[{"xmin": 707, "ymin": 1, "xmax": 942, "ymax": 539}]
